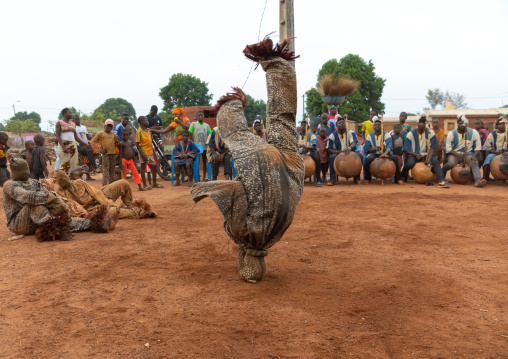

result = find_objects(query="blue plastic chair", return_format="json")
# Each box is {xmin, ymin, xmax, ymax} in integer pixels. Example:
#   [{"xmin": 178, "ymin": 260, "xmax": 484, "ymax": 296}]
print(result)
[
  {"xmin": 171, "ymin": 143, "xmax": 203, "ymax": 185},
  {"xmin": 207, "ymin": 156, "xmax": 236, "ymax": 180}
]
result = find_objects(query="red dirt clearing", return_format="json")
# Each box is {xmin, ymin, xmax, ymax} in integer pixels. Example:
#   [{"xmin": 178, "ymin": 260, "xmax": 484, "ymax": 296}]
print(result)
[{"xmin": 1, "ymin": 177, "xmax": 507, "ymax": 358}]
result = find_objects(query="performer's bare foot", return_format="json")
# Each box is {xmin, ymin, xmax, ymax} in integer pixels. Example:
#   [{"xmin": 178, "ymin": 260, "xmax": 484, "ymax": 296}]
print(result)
[
  {"xmin": 105, "ymin": 208, "xmax": 121, "ymax": 231},
  {"xmin": 187, "ymin": 179, "xmax": 194, "ymax": 187},
  {"xmin": 174, "ymin": 178, "xmax": 181, "ymax": 186}
]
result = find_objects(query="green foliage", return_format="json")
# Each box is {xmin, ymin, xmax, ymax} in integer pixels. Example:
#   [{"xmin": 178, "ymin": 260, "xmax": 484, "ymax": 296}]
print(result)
[
  {"xmin": 158, "ymin": 111, "xmax": 172, "ymax": 128},
  {"xmin": 5, "ymin": 119, "xmax": 39, "ymax": 142},
  {"xmin": 90, "ymin": 109, "xmax": 106, "ymax": 127},
  {"xmin": 305, "ymin": 88, "xmax": 327, "ymax": 118},
  {"xmin": 92, "ymin": 98, "xmax": 136, "ymax": 123},
  {"xmin": 502, "ymin": 105, "xmax": 508, "ymax": 108},
  {"xmin": 244, "ymin": 95, "xmax": 267, "ymax": 127},
  {"xmin": 159, "ymin": 73, "xmax": 213, "ymax": 111},
  {"xmin": 314, "ymin": 55, "xmax": 386, "ymax": 123},
  {"xmin": 10, "ymin": 111, "xmax": 42, "ymax": 130},
  {"xmin": 407, "ymin": 112, "xmax": 417, "ymax": 116},
  {"xmin": 0, "ymin": 122, "xmax": 5, "ymax": 131},
  {"xmin": 57, "ymin": 107, "xmax": 80, "ymax": 120}
]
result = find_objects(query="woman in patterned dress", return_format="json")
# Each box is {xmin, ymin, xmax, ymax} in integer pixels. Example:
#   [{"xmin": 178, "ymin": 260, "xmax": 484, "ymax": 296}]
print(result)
[{"xmin": 55, "ymin": 108, "xmax": 87, "ymax": 174}]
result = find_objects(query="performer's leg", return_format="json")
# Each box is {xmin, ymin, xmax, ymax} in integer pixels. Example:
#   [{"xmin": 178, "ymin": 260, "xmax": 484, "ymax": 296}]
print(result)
[
  {"xmin": 442, "ymin": 154, "xmax": 459, "ymax": 176},
  {"xmin": 310, "ymin": 153, "xmax": 321, "ymax": 182},
  {"xmin": 223, "ymin": 153, "xmax": 232, "ymax": 179},
  {"xmin": 483, "ymin": 153, "xmax": 496, "ymax": 180},
  {"xmin": 466, "ymin": 155, "xmax": 482, "ymax": 183},
  {"xmin": 401, "ymin": 155, "xmax": 417, "ymax": 180},
  {"xmin": 328, "ymin": 154, "xmax": 337, "ymax": 183},
  {"xmin": 212, "ymin": 160, "xmax": 220, "ymax": 180},
  {"xmin": 430, "ymin": 154, "xmax": 446, "ymax": 183},
  {"xmin": 353, "ymin": 151, "xmax": 362, "ymax": 182},
  {"xmin": 102, "ymin": 179, "xmax": 133, "ymax": 205},
  {"xmin": 364, "ymin": 154, "xmax": 377, "ymax": 181},
  {"xmin": 388, "ymin": 154, "xmax": 402, "ymax": 181},
  {"xmin": 7, "ymin": 204, "xmax": 53, "ymax": 235}
]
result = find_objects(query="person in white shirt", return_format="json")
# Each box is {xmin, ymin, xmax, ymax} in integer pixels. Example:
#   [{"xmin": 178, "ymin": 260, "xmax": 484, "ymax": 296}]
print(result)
[{"xmin": 74, "ymin": 115, "xmax": 98, "ymax": 176}]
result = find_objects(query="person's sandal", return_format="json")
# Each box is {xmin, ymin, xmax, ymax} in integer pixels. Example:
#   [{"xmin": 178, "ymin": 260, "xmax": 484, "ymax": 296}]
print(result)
[
  {"xmin": 326, "ymin": 182, "xmax": 334, "ymax": 186},
  {"xmin": 438, "ymin": 182, "xmax": 449, "ymax": 188},
  {"xmin": 316, "ymin": 182, "xmax": 322, "ymax": 187},
  {"xmin": 474, "ymin": 179, "xmax": 487, "ymax": 188}
]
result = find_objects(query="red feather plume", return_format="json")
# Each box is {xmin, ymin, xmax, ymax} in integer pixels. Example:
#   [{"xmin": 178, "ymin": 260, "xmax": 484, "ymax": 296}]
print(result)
[
  {"xmin": 213, "ymin": 87, "xmax": 249, "ymax": 112},
  {"xmin": 243, "ymin": 34, "xmax": 299, "ymax": 68}
]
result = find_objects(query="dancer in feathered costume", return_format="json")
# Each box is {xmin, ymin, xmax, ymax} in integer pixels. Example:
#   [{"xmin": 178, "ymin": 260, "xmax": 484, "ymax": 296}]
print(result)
[{"xmin": 191, "ymin": 37, "xmax": 304, "ymax": 283}]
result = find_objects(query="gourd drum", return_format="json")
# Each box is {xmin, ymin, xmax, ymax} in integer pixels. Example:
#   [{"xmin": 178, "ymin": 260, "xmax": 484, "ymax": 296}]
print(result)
[
  {"xmin": 333, "ymin": 152, "xmax": 362, "ymax": 179},
  {"xmin": 450, "ymin": 164, "xmax": 471, "ymax": 184},
  {"xmin": 302, "ymin": 155, "xmax": 316, "ymax": 179},
  {"xmin": 490, "ymin": 155, "xmax": 508, "ymax": 180},
  {"xmin": 411, "ymin": 162, "xmax": 436, "ymax": 184},
  {"xmin": 369, "ymin": 158, "xmax": 396, "ymax": 179}
]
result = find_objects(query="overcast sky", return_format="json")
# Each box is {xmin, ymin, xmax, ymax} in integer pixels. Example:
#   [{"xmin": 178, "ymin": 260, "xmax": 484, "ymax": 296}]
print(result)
[{"xmin": 1, "ymin": 0, "xmax": 507, "ymax": 130}]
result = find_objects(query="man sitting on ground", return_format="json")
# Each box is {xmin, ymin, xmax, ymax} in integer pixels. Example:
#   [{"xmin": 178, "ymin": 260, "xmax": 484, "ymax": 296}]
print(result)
[
  {"xmin": 3, "ymin": 158, "xmax": 119, "ymax": 241},
  {"xmin": 401, "ymin": 115, "xmax": 449, "ymax": 188},
  {"xmin": 442, "ymin": 116, "xmax": 486, "ymax": 187}
]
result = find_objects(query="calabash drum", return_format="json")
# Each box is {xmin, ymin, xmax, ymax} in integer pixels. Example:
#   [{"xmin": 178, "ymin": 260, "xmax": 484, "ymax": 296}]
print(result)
[
  {"xmin": 333, "ymin": 152, "xmax": 362, "ymax": 179},
  {"xmin": 302, "ymin": 155, "xmax": 316, "ymax": 179},
  {"xmin": 490, "ymin": 155, "xmax": 508, "ymax": 180},
  {"xmin": 369, "ymin": 158, "xmax": 396, "ymax": 179},
  {"xmin": 411, "ymin": 162, "xmax": 436, "ymax": 184},
  {"xmin": 450, "ymin": 164, "xmax": 471, "ymax": 184}
]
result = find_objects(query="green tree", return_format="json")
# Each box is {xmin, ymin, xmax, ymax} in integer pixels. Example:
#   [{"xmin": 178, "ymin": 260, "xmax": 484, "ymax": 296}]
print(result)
[
  {"xmin": 58, "ymin": 107, "xmax": 80, "ymax": 120},
  {"xmin": 90, "ymin": 109, "xmax": 106, "ymax": 127},
  {"xmin": 158, "ymin": 111, "xmax": 172, "ymax": 128},
  {"xmin": 407, "ymin": 112, "xmax": 417, "ymax": 116},
  {"xmin": 92, "ymin": 98, "xmax": 136, "ymax": 123},
  {"xmin": 0, "ymin": 122, "xmax": 5, "ymax": 131},
  {"xmin": 159, "ymin": 73, "xmax": 213, "ymax": 111},
  {"xmin": 5, "ymin": 119, "xmax": 39, "ymax": 144},
  {"xmin": 425, "ymin": 89, "xmax": 468, "ymax": 110},
  {"xmin": 244, "ymin": 95, "xmax": 267, "ymax": 127},
  {"xmin": 312, "ymin": 55, "xmax": 386, "ymax": 124},
  {"xmin": 10, "ymin": 111, "xmax": 42, "ymax": 130}
]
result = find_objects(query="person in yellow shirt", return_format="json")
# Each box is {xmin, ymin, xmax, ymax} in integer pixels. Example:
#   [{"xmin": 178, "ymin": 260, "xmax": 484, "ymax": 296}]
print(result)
[
  {"xmin": 431, "ymin": 117, "xmax": 446, "ymax": 164},
  {"xmin": 361, "ymin": 110, "xmax": 378, "ymax": 144},
  {"xmin": 90, "ymin": 119, "xmax": 119, "ymax": 186},
  {"xmin": 136, "ymin": 116, "xmax": 163, "ymax": 190}
]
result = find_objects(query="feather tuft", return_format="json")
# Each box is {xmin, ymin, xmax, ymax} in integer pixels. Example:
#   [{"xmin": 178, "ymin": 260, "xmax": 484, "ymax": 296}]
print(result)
[
  {"xmin": 86, "ymin": 205, "xmax": 110, "ymax": 233},
  {"xmin": 317, "ymin": 74, "xmax": 360, "ymax": 97},
  {"xmin": 35, "ymin": 212, "xmax": 73, "ymax": 242},
  {"xmin": 243, "ymin": 34, "xmax": 299, "ymax": 68},
  {"xmin": 132, "ymin": 198, "xmax": 157, "ymax": 219},
  {"xmin": 213, "ymin": 87, "xmax": 249, "ymax": 113}
]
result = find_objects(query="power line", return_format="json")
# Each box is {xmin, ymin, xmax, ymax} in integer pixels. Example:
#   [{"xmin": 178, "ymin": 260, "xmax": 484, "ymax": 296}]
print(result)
[{"xmin": 241, "ymin": 0, "xmax": 269, "ymax": 90}]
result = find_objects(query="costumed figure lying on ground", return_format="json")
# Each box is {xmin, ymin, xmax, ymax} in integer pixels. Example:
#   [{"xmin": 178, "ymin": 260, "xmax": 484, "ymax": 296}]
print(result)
[
  {"xmin": 52, "ymin": 169, "xmax": 156, "ymax": 219},
  {"xmin": 191, "ymin": 37, "xmax": 304, "ymax": 283},
  {"xmin": 2, "ymin": 158, "xmax": 119, "ymax": 241}
]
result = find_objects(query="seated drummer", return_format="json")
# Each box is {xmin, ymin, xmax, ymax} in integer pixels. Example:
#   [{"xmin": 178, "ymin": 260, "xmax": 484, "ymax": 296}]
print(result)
[
  {"xmin": 326, "ymin": 117, "xmax": 362, "ymax": 185},
  {"xmin": 442, "ymin": 116, "xmax": 486, "ymax": 187},
  {"xmin": 298, "ymin": 121, "xmax": 322, "ymax": 186},
  {"xmin": 482, "ymin": 117, "xmax": 507, "ymax": 181},
  {"xmin": 400, "ymin": 115, "xmax": 449, "ymax": 188},
  {"xmin": 208, "ymin": 127, "xmax": 232, "ymax": 181},
  {"xmin": 363, "ymin": 118, "xmax": 404, "ymax": 184}
]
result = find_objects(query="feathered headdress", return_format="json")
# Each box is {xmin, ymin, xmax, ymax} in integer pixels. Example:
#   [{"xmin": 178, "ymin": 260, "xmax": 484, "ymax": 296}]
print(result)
[
  {"xmin": 243, "ymin": 34, "xmax": 299, "ymax": 69},
  {"xmin": 214, "ymin": 87, "xmax": 249, "ymax": 112}
]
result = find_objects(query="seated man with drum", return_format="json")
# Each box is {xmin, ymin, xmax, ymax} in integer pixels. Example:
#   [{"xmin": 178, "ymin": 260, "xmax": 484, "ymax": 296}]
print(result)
[
  {"xmin": 326, "ymin": 117, "xmax": 362, "ymax": 185},
  {"xmin": 401, "ymin": 115, "xmax": 449, "ymax": 188},
  {"xmin": 442, "ymin": 117, "xmax": 486, "ymax": 187},
  {"xmin": 363, "ymin": 119, "xmax": 404, "ymax": 184},
  {"xmin": 298, "ymin": 121, "xmax": 322, "ymax": 186},
  {"xmin": 482, "ymin": 117, "xmax": 507, "ymax": 181}
]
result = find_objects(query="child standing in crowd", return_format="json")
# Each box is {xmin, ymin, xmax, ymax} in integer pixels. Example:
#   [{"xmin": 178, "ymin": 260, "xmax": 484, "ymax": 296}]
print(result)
[
  {"xmin": 189, "ymin": 110, "xmax": 211, "ymax": 181},
  {"xmin": 90, "ymin": 119, "xmax": 120, "ymax": 186},
  {"xmin": 399, "ymin": 112, "xmax": 412, "ymax": 139},
  {"xmin": 172, "ymin": 130, "xmax": 199, "ymax": 187},
  {"xmin": 53, "ymin": 138, "xmax": 61, "ymax": 170},
  {"xmin": 22, "ymin": 140, "xmax": 35, "ymax": 175},
  {"xmin": 119, "ymin": 129, "xmax": 143, "ymax": 191},
  {"xmin": 136, "ymin": 116, "xmax": 162, "ymax": 190},
  {"xmin": 316, "ymin": 127, "xmax": 329, "ymax": 186},
  {"xmin": 391, "ymin": 123, "xmax": 404, "ymax": 169},
  {"xmin": 0, "ymin": 132, "xmax": 10, "ymax": 187},
  {"xmin": 31, "ymin": 134, "xmax": 49, "ymax": 180}
]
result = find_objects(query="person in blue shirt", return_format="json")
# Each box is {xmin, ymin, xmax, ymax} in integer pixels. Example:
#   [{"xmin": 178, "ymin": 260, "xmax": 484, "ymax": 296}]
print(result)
[
  {"xmin": 114, "ymin": 114, "xmax": 130, "ymax": 141},
  {"xmin": 363, "ymin": 119, "xmax": 404, "ymax": 184},
  {"xmin": 316, "ymin": 113, "xmax": 336, "ymax": 137}
]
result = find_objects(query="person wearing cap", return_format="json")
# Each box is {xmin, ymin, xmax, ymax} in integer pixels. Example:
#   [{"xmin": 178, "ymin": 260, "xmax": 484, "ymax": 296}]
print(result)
[
  {"xmin": 90, "ymin": 119, "xmax": 120, "ymax": 186},
  {"xmin": 401, "ymin": 114, "xmax": 449, "ymax": 188},
  {"xmin": 482, "ymin": 117, "xmax": 507, "ymax": 181},
  {"xmin": 442, "ymin": 116, "xmax": 486, "ymax": 187},
  {"xmin": 253, "ymin": 118, "xmax": 266, "ymax": 141}
]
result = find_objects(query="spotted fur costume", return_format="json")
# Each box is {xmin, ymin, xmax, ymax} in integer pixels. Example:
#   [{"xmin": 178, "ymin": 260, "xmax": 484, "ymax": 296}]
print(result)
[{"xmin": 191, "ymin": 38, "xmax": 304, "ymax": 283}]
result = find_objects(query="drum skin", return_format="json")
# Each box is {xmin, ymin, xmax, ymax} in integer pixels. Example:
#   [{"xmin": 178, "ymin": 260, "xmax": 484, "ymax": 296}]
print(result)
[
  {"xmin": 303, "ymin": 155, "xmax": 316, "ymax": 179},
  {"xmin": 369, "ymin": 158, "xmax": 396, "ymax": 179},
  {"xmin": 490, "ymin": 155, "xmax": 508, "ymax": 180},
  {"xmin": 450, "ymin": 164, "xmax": 471, "ymax": 184},
  {"xmin": 334, "ymin": 152, "xmax": 362, "ymax": 179},
  {"xmin": 411, "ymin": 162, "xmax": 436, "ymax": 184}
]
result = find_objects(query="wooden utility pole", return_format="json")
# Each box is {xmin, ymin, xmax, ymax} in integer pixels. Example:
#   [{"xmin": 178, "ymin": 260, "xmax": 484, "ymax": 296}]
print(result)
[{"xmin": 279, "ymin": 0, "xmax": 295, "ymax": 68}]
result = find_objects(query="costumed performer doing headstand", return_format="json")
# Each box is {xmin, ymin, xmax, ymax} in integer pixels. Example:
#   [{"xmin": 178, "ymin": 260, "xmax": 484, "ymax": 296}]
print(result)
[
  {"xmin": 3, "ymin": 158, "xmax": 119, "ymax": 241},
  {"xmin": 191, "ymin": 37, "xmax": 304, "ymax": 283}
]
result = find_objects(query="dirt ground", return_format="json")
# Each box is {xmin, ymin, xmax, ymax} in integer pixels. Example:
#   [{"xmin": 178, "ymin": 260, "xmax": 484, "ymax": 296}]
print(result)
[{"xmin": 1, "ymin": 169, "xmax": 507, "ymax": 358}]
